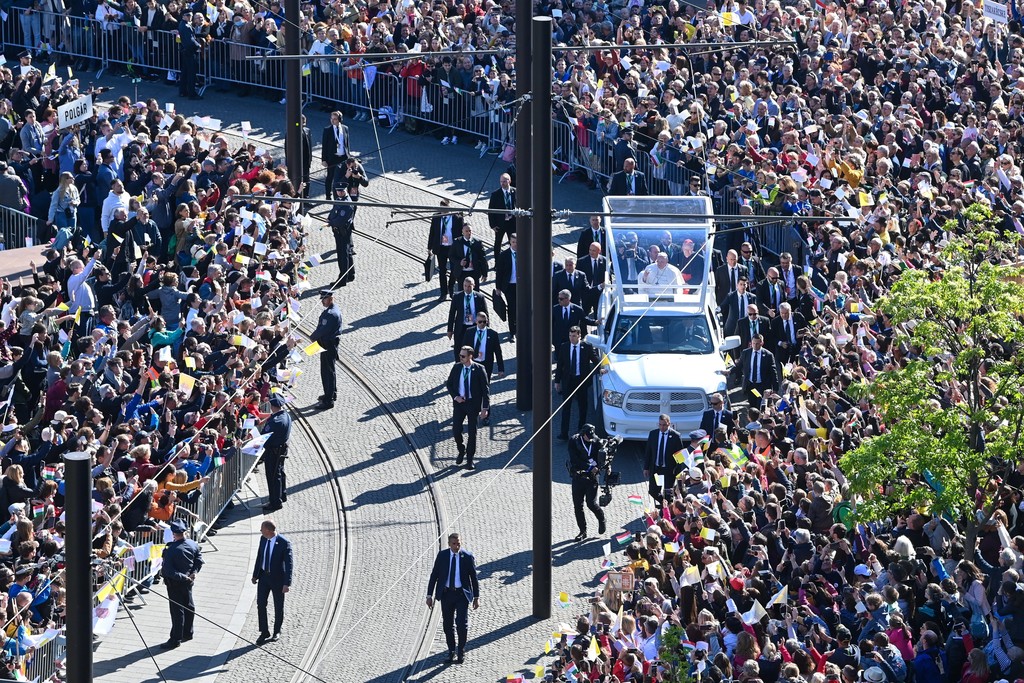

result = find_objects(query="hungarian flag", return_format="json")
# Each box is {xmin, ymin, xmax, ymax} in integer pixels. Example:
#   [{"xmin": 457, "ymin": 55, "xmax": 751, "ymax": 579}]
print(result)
[
  {"xmin": 627, "ymin": 494, "xmax": 643, "ymax": 505},
  {"xmin": 32, "ymin": 503, "xmax": 45, "ymax": 520},
  {"xmin": 212, "ymin": 454, "xmax": 227, "ymax": 469},
  {"xmin": 614, "ymin": 531, "xmax": 632, "ymax": 546},
  {"xmin": 41, "ymin": 466, "xmax": 58, "ymax": 481}
]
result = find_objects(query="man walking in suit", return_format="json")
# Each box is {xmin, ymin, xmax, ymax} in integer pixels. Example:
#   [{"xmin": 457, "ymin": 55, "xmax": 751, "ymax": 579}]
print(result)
[
  {"xmin": 487, "ymin": 173, "xmax": 516, "ymax": 253},
  {"xmin": 428, "ymin": 200, "xmax": 464, "ymax": 300},
  {"xmin": 699, "ymin": 393, "xmax": 734, "ymax": 436},
  {"xmin": 777, "ymin": 252, "xmax": 804, "ymax": 301},
  {"xmin": 714, "ymin": 249, "xmax": 742, "ymax": 306},
  {"xmin": 321, "ymin": 111, "xmax": 350, "ymax": 198},
  {"xmin": 576, "ymin": 243, "xmax": 608, "ymax": 317},
  {"xmin": 448, "ymin": 277, "xmax": 488, "ymax": 361},
  {"xmin": 552, "ymin": 257, "xmax": 589, "ymax": 306},
  {"xmin": 740, "ymin": 335, "xmax": 778, "ymax": 406},
  {"xmin": 758, "ymin": 267, "xmax": 786, "ymax": 318},
  {"xmin": 445, "ymin": 347, "xmax": 490, "ymax": 469},
  {"xmin": 552, "ymin": 290, "xmax": 588, "ymax": 350},
  {"xmin": 251, "ymin": 519, "xmax": 293, "ymax": 645},
  {"xmin": 448, "ymin": 223, "xmax": 488, "ymax": 290},
  {"xmin": 770, "ymin": 302, "xmax": 805, "ymax": 366},
  {"xmin": 607, "ymin": 158, "xmax": 649, "ymax": 196},
  {"xmin": 723, "ymin": 277, "xmax": 758, "ymax": 337},
  {"xmin": 494, "ymin": 235, "xmax": 518, "ymax": 342},
  {"xmin": 643, "ymin": 414, "xmax": 683, "ymax": 510},
  {"xmin": 462, "ymin": 313, "xmax": 504, "ymax": 380},
  {"xmin": 426, "ymin": 532, "xmax": 480, "ymax": 664},
  {"xmin": 575, "ymin": 214, "xmax": 608, "ymax": 259},
  {"xmin": 738, "ymin": 303, "xmax": 770, "ymax": 350},
  {"xmin": 555, "ymin": 327, "xmax": 601, "ymax": 440}
]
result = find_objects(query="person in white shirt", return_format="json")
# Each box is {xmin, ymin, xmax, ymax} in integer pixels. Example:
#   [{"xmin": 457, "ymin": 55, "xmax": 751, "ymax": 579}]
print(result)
[
  {"xmin": 100, "ymin": 179, "xmax": 131, "ymax": 234},
  {"xmin": 639, "ymin": 251, "xmax": 683, "ymax": 299},
  {"xmin": 93, "ymin": 121, "xmax": 134, "ymax": 180}
]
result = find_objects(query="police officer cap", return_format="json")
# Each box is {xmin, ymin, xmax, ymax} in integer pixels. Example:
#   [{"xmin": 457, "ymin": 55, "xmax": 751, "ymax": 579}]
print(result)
[
  {"xmin": 169, "ymin": 520, "xmax": 188, "ymax": 535},
  {"xmin": 688, "ymin": 429, "xmax": 707, "ymax": 441},
  {"xmin": 17, "ymin": 50, "xmax": 30, "ymax": 60},
  {"xmin": 268, "ymin": 393, "xmax": 286, "ymax": 407},
  {"xmin": 580, "ymin": 424, "xmax": 596, "ymax": 437},
  {"xmin": 318, "ymin": 289, "xmax": 334, "ymax": 299}
]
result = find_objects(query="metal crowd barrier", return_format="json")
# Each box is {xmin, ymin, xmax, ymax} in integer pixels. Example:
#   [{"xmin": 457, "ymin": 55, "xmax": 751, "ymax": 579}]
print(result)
[{"xmin": 0, "ymin": 205, "xmax": 41, "ymax": 249}]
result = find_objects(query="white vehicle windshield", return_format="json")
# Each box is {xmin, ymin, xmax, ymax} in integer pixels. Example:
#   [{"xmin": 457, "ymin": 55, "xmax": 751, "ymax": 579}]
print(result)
[{"xmin": 610, "ymin": 314, "xmax": 714, "ymax": 355}]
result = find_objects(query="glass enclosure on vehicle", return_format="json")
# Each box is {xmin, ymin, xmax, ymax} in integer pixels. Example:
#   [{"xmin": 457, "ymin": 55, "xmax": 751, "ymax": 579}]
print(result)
[
  {"xmin": 603, "ymin": 196, "xmax": 714, "ymax": 302},
  {"xmin": 610, "ymin": 314, "xmax": 714, "ymax": 355}
]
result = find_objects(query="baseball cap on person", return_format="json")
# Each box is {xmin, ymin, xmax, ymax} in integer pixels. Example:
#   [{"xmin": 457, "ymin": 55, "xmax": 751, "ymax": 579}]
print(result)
[
  {"xmin": 854, "ymin": 564, "xmax": 872, "ymax": 576},
  {"xmin": 51, "ymin": 410, "xmax": 69, "ymax": 425}
]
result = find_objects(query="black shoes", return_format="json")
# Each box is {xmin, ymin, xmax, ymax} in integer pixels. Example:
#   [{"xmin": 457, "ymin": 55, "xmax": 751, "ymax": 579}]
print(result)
[
  {"xmin": 447, "ymin": 651, "xmax": 458, "ymax": 663},
  {"xmin": 466, "ymin": 461, "xmax": 475, "ymax": 470},
  {"xmin": 456, "ymin": 651, "xmax": 465, "ymax": 663},
  {"xmin": 159, "ymin": 641, "xmax": 180, "ymax": 650},
  {"xmin": 317, "ymin": 399, "xmax": 335, "ymax": 410},
  {"xmin": 269, "ymin": 633, "xmax": 279, "ymax": 642},
  {"xmin": 456, "ymin": 444, "xmax": 466, "ymax": 465},
  {"xmin": 256, "ymin": 632, "xmax": 271, "ymax": 645},
  {"xmin": 598, "ymin": 519, "xmax": 606, "ymax": 535},
  {"xmin": 574, "ymin": 531, "xmax": 586, "ymax": 542}
]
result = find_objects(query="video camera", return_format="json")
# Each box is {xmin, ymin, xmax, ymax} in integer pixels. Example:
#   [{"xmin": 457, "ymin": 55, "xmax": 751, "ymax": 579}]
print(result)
[{"xmin": 597, "ymin": 435, "xmax": 622, "ymax": 507}]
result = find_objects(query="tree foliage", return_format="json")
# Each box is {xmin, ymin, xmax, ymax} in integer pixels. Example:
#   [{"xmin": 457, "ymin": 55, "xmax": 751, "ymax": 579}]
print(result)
[{"xmin": 839, "ymin": 204, "xmax": 1024, "ymax": 555}]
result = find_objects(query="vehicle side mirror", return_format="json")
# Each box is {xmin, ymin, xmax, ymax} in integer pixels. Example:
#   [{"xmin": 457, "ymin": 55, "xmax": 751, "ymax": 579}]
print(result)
[
  {"xmin": 721, "ymin": 335, "xmax": 741, "ymax": 352},
  {"xmin": 586, "ymin": 333, "xmax": 603, "ymax": 347}
]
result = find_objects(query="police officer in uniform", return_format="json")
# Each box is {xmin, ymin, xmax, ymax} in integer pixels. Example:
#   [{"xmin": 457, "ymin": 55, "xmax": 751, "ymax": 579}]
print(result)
[
  {"xmin": 160, "ymin": 519, "xmax": 204, "ymax": 649},
  {"xmin": 261, "ymin": 393, "xmax": 292, "ymax": 512},
  {"xmin": 567, "ymin": 424, "xmax": 607, "ymax": 542},
  {"xmin": 327, "ymin": 188, "xmax": 356, "ymax": 288},
  {"xmin": 310, "ymin": 289, "xmax": 343, "ymax": 409}
]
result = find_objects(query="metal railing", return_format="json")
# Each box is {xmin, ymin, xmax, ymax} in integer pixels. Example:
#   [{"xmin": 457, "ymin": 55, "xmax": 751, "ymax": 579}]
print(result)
[{"xmin": 0, "ymin": 205, "xmax": 41, "ymax": 249}]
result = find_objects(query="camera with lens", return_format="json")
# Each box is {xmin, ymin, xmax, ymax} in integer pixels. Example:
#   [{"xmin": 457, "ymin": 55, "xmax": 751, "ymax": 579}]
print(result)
[{"xmin": 597, "ymin": 435, "xmax": 622, "ymax": 506}]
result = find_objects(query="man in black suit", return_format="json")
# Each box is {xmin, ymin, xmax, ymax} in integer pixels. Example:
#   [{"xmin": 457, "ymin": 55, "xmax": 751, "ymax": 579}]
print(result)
[
  {"xmin": 486, "ymin": 173, "xmax": 516, "ymax": 253},
  {"xmin": 777, "ymin": 252, "xmax": 804, "ymax": 301},
  {"xmin": 555, "ymin": 327, "xmax": 601, "ymax": 440},
  {"xmin": 287, "ymin": 115, "xmax": 313, "ymax": 198},
  {"xmin": 738, "ymin": 241, "xmax": 765, "ymax": 286},
  {"xmin": 607, "ymin": 157, "xmax": 649, "ymax": 196},
  {"xmin": 576, "ymin": 243, "xmax": 608, "ymax": 317},
  {"xmin": 723, "ymin": 276, "xmax": 758, "ymax": 337},
  {"xmin": 493, "ymin": 235, "xmax": 518, "ymax": 341},
  {"xmin": 575, "ymin": 214, "xmax": 608, "ymax": 258},
  {"xmin": 552, "ymin": 290, "xmax": 588, "ymax": 350},
  {"xmin": 738, "ymin": 303, "xmax": 771, "ymax": 350},
  {"xmin": 426, "ymin": 532, "xmax": 480, "ymax": 664},
  {"xmin": 462, "ymin": 313, "xmax": 504, "ymax": 380},
  {"xmin": 714, "ymin": 249, "xmax": 742, "ymax": 307},
  {"xmin": 758, "ymin": 267, "xmax": 786, "ymax": 318},
  {"xmin": 770, "ymin": 302, "xmax": 805, "ymax": 366},
  {"xmin": 251, "ymin": 519, "xmax": 293, "ymax": 645},
  {"xmin": 448, "ymin": 277, "xmax": 488, "ymax": 361},
  {"xmin": 428, "ymin": 200, "xmax": 464, "ymax": 300},
  {"xmin": 740, "ymin": 335, "xmax": 778, "ymax": 406},
  {"xmin": 699, "ymin": 393, "xmax": 735, "ymax": 436},
  {"xmin": 552, "ymin": 257, "xmax": 589, "ymax": 306},
  {"xmin": 321, "ymin": 111, "xmax": 351, "ymax": 198},
  {"xmin": 448, "ymin": 223, "xmax": 488, "ymax": 290},
  {"xmin": 643, "ymin": 414, "xmax": 683, "ymax": 510},
  {"xmin": 445, "ymin": 348, "xmax": 490, "ymax": 469}
]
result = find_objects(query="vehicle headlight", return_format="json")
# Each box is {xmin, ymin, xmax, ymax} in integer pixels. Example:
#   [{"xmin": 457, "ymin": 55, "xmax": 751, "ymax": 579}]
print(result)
[{"xmin": 603, "ymin": 390, "xmax": 624, "ymax": 407}]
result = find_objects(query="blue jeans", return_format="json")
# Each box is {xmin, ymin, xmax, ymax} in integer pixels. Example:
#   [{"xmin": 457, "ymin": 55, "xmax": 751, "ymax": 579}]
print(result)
[{"xmin": 19, "ymin": 11, "xmax": 41, "ymax": 51}]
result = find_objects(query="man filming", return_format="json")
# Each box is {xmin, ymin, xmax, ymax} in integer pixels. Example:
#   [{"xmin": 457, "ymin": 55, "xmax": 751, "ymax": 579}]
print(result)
[{"xmin": 567, "ymin": 424, "xmax": 607, "ymax": 542}]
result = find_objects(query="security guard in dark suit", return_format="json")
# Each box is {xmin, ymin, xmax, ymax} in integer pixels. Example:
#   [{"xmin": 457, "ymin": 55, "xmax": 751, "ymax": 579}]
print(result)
[
  {"xmin": 261, "ymin": 393, "xmax": 292, "ymax": 512},
  {"xmin": 445, "ymin": 347, "xmax": 490, "ymax": 470},
  {"xmin": 160, "ymin": 519, "xmax": 204, "ymax": 649},
  {"xmin": 567, "ymin": 424, "xmax": 607, "ymax": 542},
  {"xmin": 310, "ymin": 290, "xmax": 343, "ymax": 409}
]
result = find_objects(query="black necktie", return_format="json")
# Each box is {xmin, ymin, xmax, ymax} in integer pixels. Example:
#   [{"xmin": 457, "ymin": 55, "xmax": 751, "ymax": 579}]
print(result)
[
  {"xmin": 788, "ymin": 320, "xmax": 794, "ymax": 343},
  {"xmin": 448, "ymin": 552, "xmax": 457, "ymax": 588},
  {"xmin": 753, "ymin": 351, "xmax": 761, "ymax": 383},
  {"xmin": 730, "ymin": 267, "xmax": 737, "ymax": 290},
  {"xmin": 571, "ymin": 344, "xmax": 578, "ymax": 376},
  {"xmin": 657, "ymin": 432, "xmax": 666, "ymax": 468},
  {"xmin": 263, "ymin": 538, "xmax": 272, "ymax": 571},
  {"xmin": 714, "ymin": 412, "xmax": 720, "ymax": 431}
]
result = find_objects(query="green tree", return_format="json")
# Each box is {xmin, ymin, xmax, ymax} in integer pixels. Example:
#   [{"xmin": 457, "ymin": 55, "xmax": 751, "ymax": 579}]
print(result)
[{"xmin": 839, "ymin": 204, "xmax": 1024, "ymax": 557}]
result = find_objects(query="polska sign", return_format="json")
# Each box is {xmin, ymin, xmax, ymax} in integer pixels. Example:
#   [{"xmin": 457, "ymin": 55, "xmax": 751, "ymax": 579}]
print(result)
[{"xmin": 57, "ymin": 94, "xmax": 93, "ymax": 130}]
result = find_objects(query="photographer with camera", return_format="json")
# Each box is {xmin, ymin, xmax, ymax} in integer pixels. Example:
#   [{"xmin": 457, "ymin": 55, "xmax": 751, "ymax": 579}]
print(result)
[{"xmin": 566, "ymin": 424, "xmax": 607, "ymax": 542}]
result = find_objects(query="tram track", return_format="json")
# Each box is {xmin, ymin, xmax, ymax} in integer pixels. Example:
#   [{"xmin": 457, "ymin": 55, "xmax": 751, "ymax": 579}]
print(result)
[{"xmin": 290, "ymin": 322, "xmax": 448, "ymax": 682}]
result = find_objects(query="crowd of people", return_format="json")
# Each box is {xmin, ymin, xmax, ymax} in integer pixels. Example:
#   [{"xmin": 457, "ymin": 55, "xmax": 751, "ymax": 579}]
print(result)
[{"xmin": 0, "ymin": 33, "xmax": 319, "ymax": 675}]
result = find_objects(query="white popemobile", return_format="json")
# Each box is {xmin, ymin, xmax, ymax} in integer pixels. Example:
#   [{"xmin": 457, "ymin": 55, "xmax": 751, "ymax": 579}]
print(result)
[{"xmin": 587, "ymin": 196, "xmax": 740, "ymax": 440}]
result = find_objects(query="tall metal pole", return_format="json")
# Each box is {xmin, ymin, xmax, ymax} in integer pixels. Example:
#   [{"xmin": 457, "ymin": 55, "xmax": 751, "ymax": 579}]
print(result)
[
  {"xmin": 531, "ymin": 16, "xmax": 553, "ymax": 621},
  {"xmin": 64, "ymin": 451, "xmax": 93, "ymax": 683},
  {"xmin": 284, "ymin": 0, "xmax": 303, "ymax": 191},
  {"xmin": 514, "ymin": 0, "xmax": 533, "ymax": 412}
]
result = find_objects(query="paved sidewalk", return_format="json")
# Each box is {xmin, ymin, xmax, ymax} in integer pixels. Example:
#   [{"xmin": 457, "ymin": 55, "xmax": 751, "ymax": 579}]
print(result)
[{"xmin": 93, "ymin": 489, "xmax": 263, "ymax": 683}]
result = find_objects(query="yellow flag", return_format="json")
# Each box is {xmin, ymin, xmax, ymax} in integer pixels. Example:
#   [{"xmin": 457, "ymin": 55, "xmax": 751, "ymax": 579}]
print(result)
[
  {"xmin": 587, "ymin": 633, "xmax": 600, "ymax": 660},
  {"xmin": 96, "ymin": 568, "xmax": 128, "ymax": 602},
  {"xmin": 56, "ymin": 302, "xmax": 69, "ymax": 312},
  {"xmin": 74, "ymin": 308, "xmax": 81, "ymax": 325},
  {"xmin": 683, "ymin": 23, "xmax": 696, "ymax": 40},
  {"xmin": 304, "ymin": 341, "xmax": 323, "ymax": 356},
  {"xmin": 721, "ymin": 11, "xmax": 739, "ymax": 25},
  {"xmin": 184, "ymin": 356, "xmax": 196, "ymax": 369},
  {"xmin": 178, "ymin": 373, "xmax": 196, "ymax": 397},
  {"xmin": 750, "ymin": 387, "xmax": 761, "ymax": 398},
  {"xmin": 535, "ymin": 665, "xmax": 545, "ymax": 678}
]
